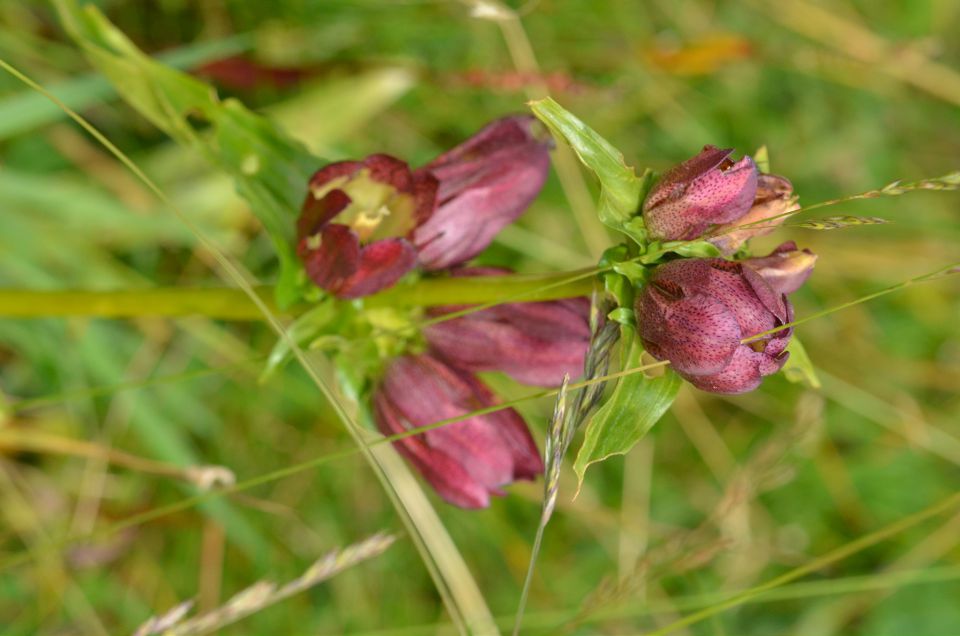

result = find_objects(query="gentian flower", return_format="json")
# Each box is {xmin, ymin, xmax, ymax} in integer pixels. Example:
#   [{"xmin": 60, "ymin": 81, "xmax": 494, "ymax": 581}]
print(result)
[
  {"xmin": 297, "ymin": 115, "xmax": 552, "ymax": 297},
  {"xmin": 413, "ymin": 115, "xmax": 553, "ymax": 270},
  {"xmin": 710, "ymin": 173, "xmax": 799, "ymax": 255},
  {"xmin": 423, "ymin": 268, "xmax": 591, "ymax": 387},
  {"xmin": 373, "ymin": 354, "xmax": 544, "ymax": 509},
  {"xmin": 636, "ymin": 245, "xmax": 814, "ymax": 394},
  {"xmin": 643, "ymin": 145, "xmax": 758, "ymax": 241},
  {"xmin": 297, "ymin": 154, "xmax": 436, "ymax": 298}
]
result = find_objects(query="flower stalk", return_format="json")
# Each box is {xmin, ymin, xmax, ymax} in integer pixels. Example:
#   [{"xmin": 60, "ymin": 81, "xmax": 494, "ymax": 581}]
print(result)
[{"xmin": 0, "ymin": 269, "xmax": 597, "ymax": 320}]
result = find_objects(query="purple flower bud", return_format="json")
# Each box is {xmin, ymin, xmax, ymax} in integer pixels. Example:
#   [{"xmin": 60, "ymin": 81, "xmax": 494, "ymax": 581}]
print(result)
[
  {"xmin": 413, "ymin": 116, "xmax": 553, "ymax": 271},
  {"xmin": 644, "ymin": 145, "xmax": 758, "ymax": 241},
  {"xmin": 636, "ymin": 257, "xmax": 793, "ymax": 394},
  {"xmin": 297, "ymin": 154, "xmax": 437, "ymax": 298},
  {"xmin": 423, "ymin": 268, "xmax": 591, "ymax": 387},
  {"xmin": 373, "ymin": 354, "xmax": 544, "ymax": 509},
  {"xmin": 710, "ymin": 174, "xmax": 799, "ymax": 255},
  {"xmin": 743, "ymin": 241, "xmax": 817, "ymax": 295}
]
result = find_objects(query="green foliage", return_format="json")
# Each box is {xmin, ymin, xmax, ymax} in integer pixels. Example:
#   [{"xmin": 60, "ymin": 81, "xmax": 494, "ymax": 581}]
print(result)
[
  {"xmin": 573, "ymin": 329, "xmax": 681, "ymax": 490},
  {"xmin": 530, "ymin": 97, "xmax": 654, "ymax": 246},
  {"xmin": 54, "ymin": 0, "xmax": 319, "ymax": 306},
  {"xmin": 2, "ymin": 1, "xmax": 960, "ymax": 635},
  {"xmin": 782, "ymin": 337, "xmax": 821, "ymax": 388}
]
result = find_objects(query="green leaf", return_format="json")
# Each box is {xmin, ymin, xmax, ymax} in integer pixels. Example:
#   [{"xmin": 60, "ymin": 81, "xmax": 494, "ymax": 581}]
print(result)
[
  {"xmin": 573, "ymin": 332, "xmax": 681, "ymax": 491},
  {"xmin": 260, "ymin": 299, "xmax": 339, "ymax": 382},
  {"xmin": 646, "ymin": 239, "xmax": 722, "ymax": 262},
  {"xmin": 782, "ymin": 337, "xmax": 821, "ymax": 389},
  {"xmin": 0, "ymin": 33, "xmax": 253, "ymax": 140},
  {"xmin": 55, "ymin": 0, "xmax": 319, "ymax": 306},
  {"xmin": 529, "ymin": 97, "xmax": 652, "ymax": 243},
  {"xmin": 606, "ymin": 307, "xmax": 635, "ymax": 327},
  {"xmin": 753, "ymin": 145, "xmax": 770, "ymax": 173}
]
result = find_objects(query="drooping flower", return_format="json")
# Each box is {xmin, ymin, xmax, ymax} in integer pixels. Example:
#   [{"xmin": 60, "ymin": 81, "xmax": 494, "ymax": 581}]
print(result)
[
  {"xmin": 643, "ymin": 145, "xmax": 758, "ymax": 241},
  {"xmin": 743, "ymin": 241, "xmax": 817, "ymax": 295},
  {"xmin": 413, "ymin": 115, "xmax": 553, "ymax": 270},
  {"xmin": 710, "ymin": 173, "xmax": 799, "ymax": 255},
  {"xmin": 373, "ymin": 354, "xmax": 544, "ymax": 509},
  {"xmin": 297, "ymin": 115, "xmax": 553, "ymax": 298},
  {"xmin": 297, "ymin": 154, "xmax": 437, "ymax": 299},
  {"xmin": 423, "ymin": 268, "xmax": 591, "ymax": 387},
  {"xmin": 635, "ymin": 249, "xmax": 811, "ymax": 394}
]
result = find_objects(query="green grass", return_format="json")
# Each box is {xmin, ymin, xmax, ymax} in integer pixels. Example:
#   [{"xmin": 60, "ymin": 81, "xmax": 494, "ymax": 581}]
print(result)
[{"xmin": 1, "ymin": 1, "xmax": 959, "ymax": 634}]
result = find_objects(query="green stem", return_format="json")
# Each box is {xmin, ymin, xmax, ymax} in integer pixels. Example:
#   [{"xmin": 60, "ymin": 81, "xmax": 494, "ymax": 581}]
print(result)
[{"xmin": 0, "ymin": 269, "xmax": 598, "ymax": 320}]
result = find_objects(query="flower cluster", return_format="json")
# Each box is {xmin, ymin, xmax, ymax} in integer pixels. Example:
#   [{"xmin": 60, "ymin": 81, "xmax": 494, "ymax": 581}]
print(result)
[
  {"xmin": 296, "ymin": 117, "xmax": 590, "ymax": 508},
  {"xmin": 296, "ymin": 129, "xmax": 817, "ymax": 507},
  {"xmin": 637, "ymin": 146, "xmax": 816, "ymax": 394},
  {"xmin": 375, "ymin": 269, "xmax": 590, "ymax": 508}
]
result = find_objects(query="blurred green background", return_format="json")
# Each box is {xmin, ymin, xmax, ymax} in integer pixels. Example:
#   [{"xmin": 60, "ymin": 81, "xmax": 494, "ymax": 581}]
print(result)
[{"xmin": 1, "ymin": 1, "xmax": 959, "ymax": 634}]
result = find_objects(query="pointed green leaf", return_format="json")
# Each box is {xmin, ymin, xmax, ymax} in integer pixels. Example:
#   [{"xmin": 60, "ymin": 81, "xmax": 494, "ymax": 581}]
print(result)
[
  {"xmin": 782, "ymin": 337, "xmax": 821, "ymax": 389},
  {"xmin": 530, "ymin": 97, "xmax": 652, "ymax": 244},
  {"xmin": 573, "ymin": 332, "xmax": 681, "ymax": 491}
]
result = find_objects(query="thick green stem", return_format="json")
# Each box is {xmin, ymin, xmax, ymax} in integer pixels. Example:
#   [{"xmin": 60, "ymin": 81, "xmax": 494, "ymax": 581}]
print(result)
[{"xmin": 0, "ymin": 269, "xmax": 598, "ymax": 320}]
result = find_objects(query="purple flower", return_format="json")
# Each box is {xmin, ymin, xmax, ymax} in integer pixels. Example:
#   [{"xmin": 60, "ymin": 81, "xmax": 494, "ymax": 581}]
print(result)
[
  {"xmin": 710, "ymin": 174, "xmax": 799, "ymax": 255},
  {"xmin": 743, "ymin": 241, "xmax": 817, "ymax": 295},
  {"xmin": 413, "ymin": 115, "xmax": 553, "ymax": 271},
  {"xmin": 373, "ymin": 354, "xmax": 544, "ymax": 509},
  {"xmin": 423, "ymin": 268, "xmax": 591, "ymax": 387},
  {"xmin": 297, "ymin": 154, "xmax": 437, "ymax": 299},
  {"xmin": 636, "ymin": 252, "xmax": 803, "ymax": 394},
  {"xmin": 644, "ymin": 145, "xmax": 758, "ymax": 241}
]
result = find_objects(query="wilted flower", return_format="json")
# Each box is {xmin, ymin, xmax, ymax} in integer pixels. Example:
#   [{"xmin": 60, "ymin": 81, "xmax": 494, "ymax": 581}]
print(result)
[
  {"xmin": 297, "ymin": 154, "xmax": 437, "ymax": 299},
  {"xmin": 413, "ymin": 115, "xmax": 553, "ymax": 270},
  {"xmin": 743, "ymin": 241, "xmax": 817, "ymax": 295},
  {"xmin": 644, "ymin": 145, "xmax": 758, "ymax": 241},
  {"xmin": 373, "ymin": 354, "xmax": 544, "ymax": 508},
  {"xmin": 636, "ymin": 250, "xmax": 808, "ymax": 394},
  {"xmin": 423, "ymin": 268, "xmax": 591, "ymax": 387},
  {"xmin": 710, "ymin": 173, "xmax": 800, "ymax": 255}
]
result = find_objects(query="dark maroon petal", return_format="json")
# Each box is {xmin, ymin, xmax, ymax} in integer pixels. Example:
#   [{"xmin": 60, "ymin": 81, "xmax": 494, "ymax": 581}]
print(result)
[
  {"xmin": 373, "ymin": 355, "xmax": 543, "ymax": 508},
  {"xmin": 425, "ymin": 297, "xmax": 590, "ymax": 387},
  {"xmin": 424, "ymin": 269, "xmax": 590, "ymax": 386},
  {"xmin": 412, "ymin": 170, "xmax": 439, "ymax": 226},
  {"xmin": 683, "ymin": 345, "xmax": 764, "ymax": 394},
  {"xmin": 425, "ymin": 115, "xmax": 551, "ymax": 196},
  {"xmin": 413, "ymin": 116, "xmax": 552, "ymax": 270},
  {"xmin": 455, "ymin": 370, "xmax": 544, "ymax": 479},
  {"xmin": 335, "ymin": 238, "xmax": 418, "ymax": 299},
  {"xmin": 740, "ymin": 263, "xmax": 788, "ymax": 323},
  {"xmin": 644, "ymin": 148, "xmax": 758, "ymax": 241},
  {"xmin": 644, "ymin": 145, "xmax": 733, "ymax": 211},
  {"xmin": 653, "ymin": 259, "xmax": 777, "ymax": 339},
  {"xmin": 637, "ymin": 287, "xmax": 741, "ymax": 376},
  {"xmin": 298, "ymin": 224, "xmax": 361, "ymax": 295},
  {"xmin": 298, "ymin": 163, "xmax": 359, "ymax": 241},
  {"xmin": 374, "ymin": 391, "xmax": 491, "ymax": 508},
  {"xmin": 362, "ymin": 153, "xmax": 416, "ymax": 192}
]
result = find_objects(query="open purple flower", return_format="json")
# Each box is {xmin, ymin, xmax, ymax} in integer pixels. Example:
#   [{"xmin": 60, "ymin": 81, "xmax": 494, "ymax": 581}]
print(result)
[
  {"xmin": 636, "ymin": 249, "xmax": 810, "ymax": 394},
  {"xmin": 297, "ymin": 116, "xmax": 552, "ymax": 298},
  {"xmin": 413, "ymin": 115, "xmax": 553, "ymax": 270},
  {"xmin": 297, "ymin": 154, "xmax": 437, "ymax": 299},
  {"xmin": 423, "ymin": 268, "xmax": 590, "ymax": 387},
  {"xmin": 373, "ymin": 354, "xmax": 544, "ymax": 509},
  {"xmin": 644, "ymin": 145, "xmax": 758, "ymax": 241}
]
